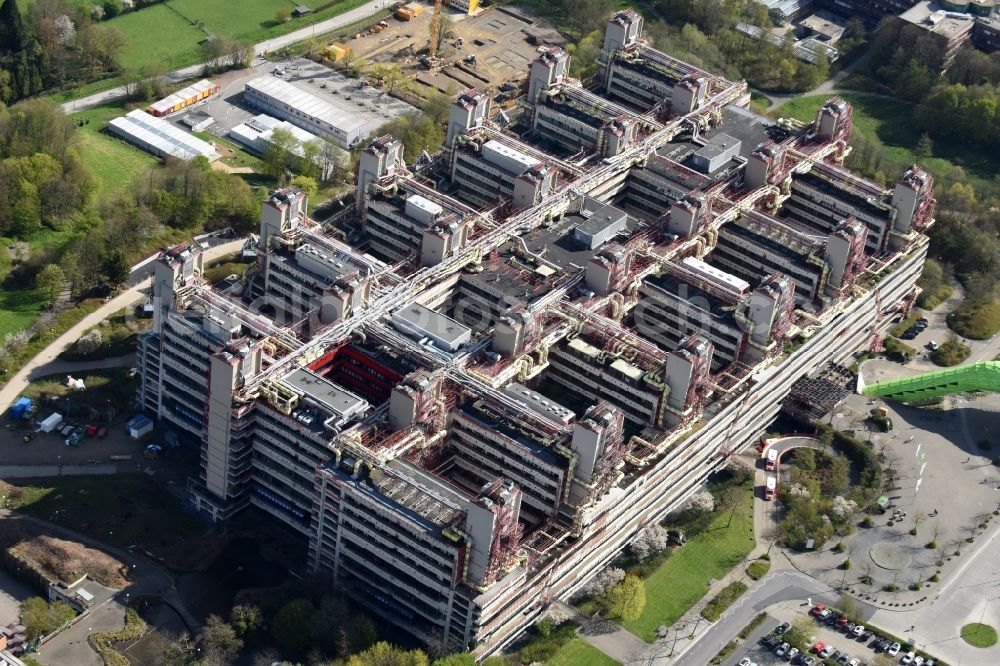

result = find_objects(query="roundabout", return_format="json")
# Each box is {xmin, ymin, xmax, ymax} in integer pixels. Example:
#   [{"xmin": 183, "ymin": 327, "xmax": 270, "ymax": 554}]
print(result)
[
  {"xmin": 869, "ymin": 542, "xmax": 913, "ymax": 570},
  {"xmin": 961, "ymin": 623, "xmax": 998, "ymax": 648}
]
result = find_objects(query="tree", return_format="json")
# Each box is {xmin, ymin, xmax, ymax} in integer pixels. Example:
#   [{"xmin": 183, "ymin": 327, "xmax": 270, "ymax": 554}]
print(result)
[
  {"xmin": 0, "ymin": 0, "xmax": 27, "ymax": 54},
  {"xmin": 263, "ymin": 127, "xmax": 299, "ymax": 177},
  {"xmin": 53, "ymin": 14, "xmax": 75, "ymax": 46},
  {"xmin": 630, "ymin": 524, "xmax": 669, "ymax": 560},
  {"xmin": 606, "ymin": 574, "xmax": 646, "ymax": 622},
  {"xmin": 276, "ymin": 8, "xmax": 291, "ymax": 23},
  {"xmin": 230, "ymin": 604, "xmax": 263, "ymax": 636},
  {"xmin": 200, "ymin": 615, "xmax": 243, "ymax": 666},
  {"xmin": 582, "ymin": 566, "xmax": 625, "ymax": 597},
  {"xmin": 346, "ymin": 642, "xmax": 429, "ymax": 666},
  {"xmin": 104, "ymin": 249, "xmax": 130, "ymax": 286},
  {"xmin": 271, "ymin": 598, "xmax": 315, "ymax": 655},
  {"xmin": 102, "ymin": 0, "xmax": 122, "ymax": 18},
  {"xmin": 35, "ymin": 263, "xmax": 64, "ymax": 303},
  {"xmin": 686, "ymin": 490, "xmax": 715, "ymax": 513},
  {"xmin": 783, "ymin": 617, "xmax": 813, "ymax": 648},
  {"xmin": 290, "ymin": 175, "xmax": 318, "ymax": 197},
  {"xmin": 19, "ymin": 597, "xmax": 76, "ymax": 640},
  {"xmin": 916, "ymin": 132, "xmax": 934, "ymax": 157},
  {"xmin": 163, "ymin": 632, "xmax": 196, "ymax": 666}
]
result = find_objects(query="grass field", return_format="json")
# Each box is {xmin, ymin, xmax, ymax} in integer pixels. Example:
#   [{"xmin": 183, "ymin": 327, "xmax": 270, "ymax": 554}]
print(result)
[
  {"xmin": 0, "ymin": 475, "xmax": 205, "ymax": 553},
  {"xmin": 0, "ymin": 288, "xmax": 46, "ymax": 340},
  {"xmin": 774, "ymin": 93, "xmax": 1000, "ymax": 191},
  {"xmin": 104, "ymin": 0, "xmax": 373, "ymax": 73},
  {"xmin": 110, "ymin": 5, "xmax": 208, "ymax": 73},
  {"xmin": 169, "ymin": 0, "xmax": 296, "ymax": 36},
  {"xmin": 70, "ymin": 104, "xmax": 160, "ymax": 197},
  {"xmin": 546, "ymin": 638, "xmax": 620, "ymax": 666},
  {"xmin": 621, "ymin": 482, "xmax": 755, "ymax": 642}
]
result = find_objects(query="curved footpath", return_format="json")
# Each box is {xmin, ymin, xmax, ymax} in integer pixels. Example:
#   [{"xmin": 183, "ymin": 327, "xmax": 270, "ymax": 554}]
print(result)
[
  {"xmin": 0, "ymin": 508, "xmax": 197, "ymax": 666},
  {"xmin": 0, "ymin": 239, "xmax": 245, "ymax": 414}
]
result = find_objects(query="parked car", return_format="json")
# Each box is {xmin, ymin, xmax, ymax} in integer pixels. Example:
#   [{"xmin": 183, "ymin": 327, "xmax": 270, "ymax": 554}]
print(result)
[
  {"xmin": 817, "ymin": 608, "xmax": 832, "ymax": 621},
  {"xmin": 852, "ymin": 624, "xmax": 865, "ymax": 637},
  {"xmin": 96, "ymin": 426, "xmax": 108, "ymax": 438},
  {"xmin": 801, "ymin": 658, "xmax": 817, "ymax": 666},
  {"xmin": 819, "ymin": 645, "xmax": 836, "ymax": 658},
  {"xmin": 914, "ymin": 657, "xmax": 925, "ymax": 666},
  {"xmin": 787, "ymin": 647, "xmax": 799, "ymax": 662},
  {"xmin": 776, "ymin": 642, "xmax": 790, "ymax": 657},
  {"xmin": 810, "ymin": 604, "xmax": 827, "ymax": 617},
  {"xmin": 836, "ymin": 655, "xmax": 850, "ymax": 666},
  {"xmin": 812, "ymin": 641, "xmax": 826, "ymax": 653},
  {"xmin": 901, "ymin": 651, "xmax": 916, "ymax": 665},
  {"xmin": 848, "ymin": 659, "xmax": 861, "ymax": 666},
  {"xmin": 761, "ymin": 635, "xmax": 779, "ymax": 648},
  {"xmin": 888, "ymin": 643, "xmax": 901, "ymax": 656},
  {"xmin": 859, "ymin": 629, "xmax": 873, "ymax": 641},
  {"xmin": 835, "ymin": 616, "xmax": 849, "ymax": 629},
  {"xmin": 776, "ymin": 622, "xmax": 791, "ymax": 635},
  {"xmin": 844, "ymin": 622, "xmax": 856, "ymax": 634},
  {"xmin": 737, "ymin": 658, "xmax": 753, "ymax": 666}
]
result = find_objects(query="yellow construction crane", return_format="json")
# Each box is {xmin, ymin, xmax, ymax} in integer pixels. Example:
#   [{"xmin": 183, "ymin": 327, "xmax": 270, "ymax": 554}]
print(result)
[{"xmin": 429, "ymin": 0, "xmax": 443, "ymax": 55}]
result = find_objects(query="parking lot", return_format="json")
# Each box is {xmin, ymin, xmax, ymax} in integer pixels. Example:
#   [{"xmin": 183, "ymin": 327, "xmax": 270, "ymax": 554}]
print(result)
[
  {"xmin": 0, "ymin": 569, "xmax": 32, "ymax": 626},
  {"xmin": 729, "ymin": 605, "xmax": 934, "ymax": 666}
]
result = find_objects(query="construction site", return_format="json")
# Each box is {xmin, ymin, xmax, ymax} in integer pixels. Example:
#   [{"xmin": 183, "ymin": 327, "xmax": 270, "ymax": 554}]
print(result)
[
  {"xmin": 334, "ymin": 4, "xmax": 567, "ymax": 99},
  {"xmin": 136, "ymin": 9, "xmax": 934, "ymax": 659}
]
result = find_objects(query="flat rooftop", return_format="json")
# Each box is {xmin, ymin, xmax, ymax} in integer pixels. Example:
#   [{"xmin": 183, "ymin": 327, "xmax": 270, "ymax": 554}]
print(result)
[
  {"xmin": 247, "ymin": 59, "xmax": 417, "ymax": 141},
  {"xmin": 281, "ymin": 368, "xmax": 369, "ymax": 419},
  {"xmin": 900, "ymin": 1, "xmax": 976, "ymax": 39},
  {"xmin": 391, "ymin": 303, "xmax": 472, "ymax": 351}
]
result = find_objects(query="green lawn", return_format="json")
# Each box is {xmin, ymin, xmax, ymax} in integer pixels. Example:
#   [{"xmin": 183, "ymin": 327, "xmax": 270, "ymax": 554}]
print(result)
[
  {"xmin": 169, "ymin": 0, "xmax": 297, "ymax": 37},
  {"xmin": 775, "ymin": 93, "xmax": 1000, "ymax": 191},
  {"xmin": 622, "ymin": 483, "xmax": 755, "ymax": 642},
  {"xmin": 70, "ymin": 104, "xmax": 160, "ymax": 197},
  {"xmin": 109, "ymin": 5, "xmax": 208, "ymax": 73},
  {"xmin": 546, "ymin": 638, "xmax": 619, "ymax": 666},
  {"xmin": 1, "ymin": 475, "xmax": 205, "ymax": 553},
  {"xmin": 0, "ymin": 287, "xmax": 46, "ymax": 340},
  {"xmin": 961, "ymin": 623, "xmax": 998, "ymax": 648},
  {"xmin": 105, "ymin": 0, "xmax": 374, "ymax": 73}
]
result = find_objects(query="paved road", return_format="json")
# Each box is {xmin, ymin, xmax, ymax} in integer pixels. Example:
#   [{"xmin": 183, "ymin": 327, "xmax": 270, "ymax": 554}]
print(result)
[
  {"xmin": 0, "ymin": 240, "xmax": 244, "ymax": 415},
  {"xmin": 675, "ymin": 569, "xmax": 835, "ymax": 666},
  {"xmin": 0, "ymin": 463, "xmax": 119, "ymax": 478},
  {"xmin": 60, "ymin": 0, "xmax": 391, "ymax": 115}
]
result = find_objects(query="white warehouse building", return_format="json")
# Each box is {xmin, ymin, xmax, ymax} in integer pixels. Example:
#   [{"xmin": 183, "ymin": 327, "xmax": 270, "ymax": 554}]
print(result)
[
  {"xmin": 229, "ymin": 113, "xmax": 340, "ymax": 180},
  {"xmin": 109, "ymin": 110, "xmax": 219, "ymax": 161},
  {"xmin": 243, "ymin": 76, "xmax": 369, "ymax": 149}
]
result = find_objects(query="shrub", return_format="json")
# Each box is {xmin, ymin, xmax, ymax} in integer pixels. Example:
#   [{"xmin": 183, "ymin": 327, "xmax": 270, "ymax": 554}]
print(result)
[
  {"xmin": 926, "ymin": 540, "xmax": 938, "ymax": 549},
  {"xmin": 701, "ymin": 581, "xmax": 748, "ymax": 621},
  {"xmin": 861, "ymin": 516, "xmax": 874, "ymax": 528},
  {"xmin": 931, "ymin": 337, "xmax": 971, "ymax": 367},
  {"xmin": 746, "ymin": 560, "xmax": 770, "ymax": 580},
  {"xmin": 840, "ymin": 559, "xmax": 852, "ymax": 570}
]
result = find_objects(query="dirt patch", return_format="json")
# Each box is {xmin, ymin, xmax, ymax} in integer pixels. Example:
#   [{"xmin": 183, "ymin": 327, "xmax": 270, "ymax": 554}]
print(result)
[{"xmin": 0, "ymin": 521, "xmax": 129, "ymax": 588}]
